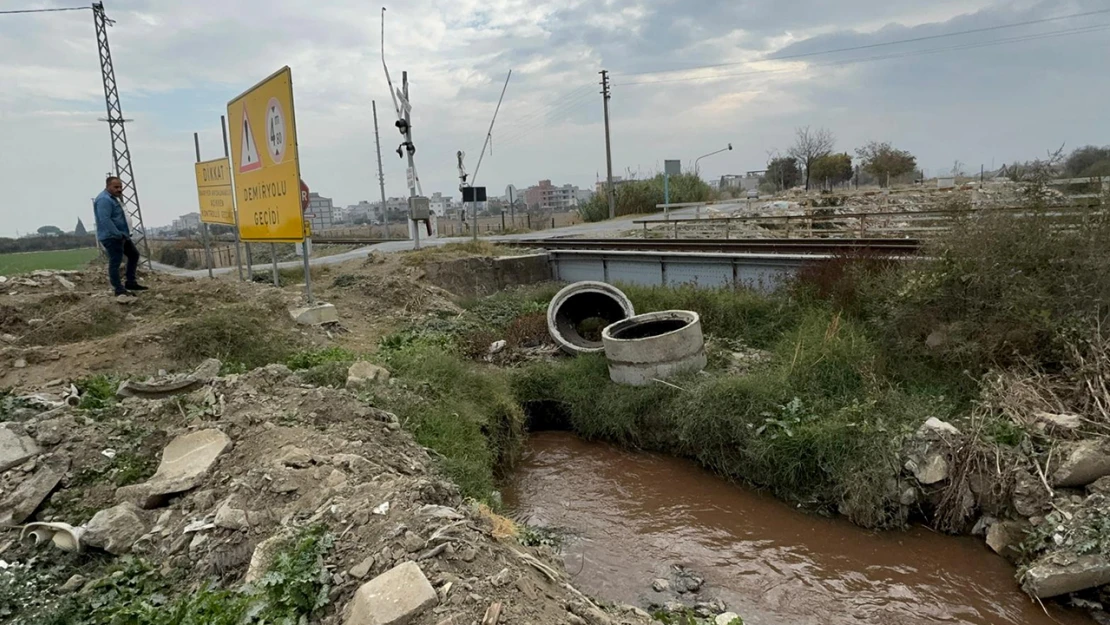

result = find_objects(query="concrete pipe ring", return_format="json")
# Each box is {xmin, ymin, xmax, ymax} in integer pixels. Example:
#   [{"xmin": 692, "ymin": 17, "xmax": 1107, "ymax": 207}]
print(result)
[
  {"xmin": 601, "ymin": 310, "xmax": 707, "ymax": 386},
  {"xmin": 547, "ymin": 281, "xmax": 635, "ymax": 355}
]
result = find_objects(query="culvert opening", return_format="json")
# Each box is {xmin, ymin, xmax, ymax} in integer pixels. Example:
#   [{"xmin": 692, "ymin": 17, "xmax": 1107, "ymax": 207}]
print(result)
[
  {"xmin": 554, "ymin": 291, "xmax": 629, "ymax": 349},
  {"xmin": 610, "ymin": 318, "xmax": 690, "ymax": 340},
  {"xmin": 521, "ymin": 400, "xmax": 572, "ymax": 432}
]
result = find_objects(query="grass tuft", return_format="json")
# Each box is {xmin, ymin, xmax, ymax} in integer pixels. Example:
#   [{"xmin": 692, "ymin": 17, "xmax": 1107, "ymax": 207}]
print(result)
[{"xmin": 166, "ymin": 305, "xmax": 298, "ymax": 371}]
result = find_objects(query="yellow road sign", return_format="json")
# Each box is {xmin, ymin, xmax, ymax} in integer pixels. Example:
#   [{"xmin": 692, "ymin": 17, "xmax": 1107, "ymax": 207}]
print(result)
[
  {"xmin": 193, "ymin": 158, "xmax": 235, "ymax": 226},
  {"xmin": 227, "ymin": 66, "xmax": 304, "ymax": 242}
]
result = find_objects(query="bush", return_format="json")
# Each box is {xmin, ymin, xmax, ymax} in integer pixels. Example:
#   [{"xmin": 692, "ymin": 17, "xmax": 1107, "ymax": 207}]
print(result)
[
  {"xmin": 167, "ymin": 305, "xmax": 298, "ymax": 370},
  {"xmin": 868, "ymin": 208, "xmax": 1110, "ymax": 376},
  {"xmin": 156, "ymin": 243, "xmax": 191, "ymax": 268},
  {"xmin": 580, "ymin": 173, "xmax": 711, "ymax": 222}
]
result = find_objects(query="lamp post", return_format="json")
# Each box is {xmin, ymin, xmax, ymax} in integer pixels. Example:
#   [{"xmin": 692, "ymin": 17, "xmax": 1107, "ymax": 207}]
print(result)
[{"xmin": 694, "ymin": 143, "xmax": 733, "ymax": 176}]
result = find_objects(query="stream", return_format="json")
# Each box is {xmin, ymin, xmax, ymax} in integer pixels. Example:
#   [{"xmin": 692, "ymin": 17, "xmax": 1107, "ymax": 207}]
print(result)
[{"xmin": 504, "ymin": 431, "xmax": 1094, "ymax": 625}]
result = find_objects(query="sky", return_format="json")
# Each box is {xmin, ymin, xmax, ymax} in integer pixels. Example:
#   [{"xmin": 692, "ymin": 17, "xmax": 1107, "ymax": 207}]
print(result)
[{"xmin": 1, "ymin": 0, "xmax": 1108, "ymax": 236}]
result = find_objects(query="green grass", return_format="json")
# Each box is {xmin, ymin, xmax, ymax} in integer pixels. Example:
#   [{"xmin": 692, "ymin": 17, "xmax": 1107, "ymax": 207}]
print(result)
[
  {"xmin": 378, "ymin": 340, "xmax": 524, "ymax": 502},
  {"xmin": 511, "ymin": 308, "xmax": 952, "ymax": 528},
  {"xmin": 9, "ymin": 525, "xmax": 333, "ymax": 625},
  {"xmin": 166, "ymin": 305, "xmax": 300, "ymax": 371},
  {"xmin": 0, "ymin": 248, "xmax": 98, "ymax": 275}
]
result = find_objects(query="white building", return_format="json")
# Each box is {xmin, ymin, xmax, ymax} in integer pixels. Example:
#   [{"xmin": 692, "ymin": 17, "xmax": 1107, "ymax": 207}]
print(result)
[{"xmin": 429, "ymin": 192, "xmax": 451, "ymax": 215}]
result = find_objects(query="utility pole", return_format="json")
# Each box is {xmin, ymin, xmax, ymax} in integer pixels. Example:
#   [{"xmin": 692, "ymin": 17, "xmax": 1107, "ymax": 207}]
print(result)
[
  {"xmin": 372, "ymin": 101, "xmax": 390, "ymax": 238},
  {"xmin": 509, "ymin": 186, "xmax": 515, "ymax": 228},
  {"xmin": 93, "ymin": 2, "xmax": 151, "ymax": 270},
  {"xmin": 402, "ymin": 71, "xmax": 419, "ymax": 250},
  {"xmin": 600, "ymin": 70, "xmax": 615, "ymax": 220}
]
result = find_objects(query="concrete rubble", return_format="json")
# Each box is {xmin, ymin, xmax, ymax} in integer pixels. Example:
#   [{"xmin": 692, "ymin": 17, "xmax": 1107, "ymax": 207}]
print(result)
[
  {"xmin": 289, "ymin": 302, "xmax": 339, "ymax": 326},
  {"xmin": 83, "ymin": 502, "xmax": 149, "ymax": 555},
  {"xmin": 116, "ymin": 428, "xmax": 231, "ymax": 508},
  {"xmin": 0, "ymin": 425, "xmax": 40, "ymax": 472},
  {"xmin": 1051, "ymin": 440, "xmax": 1110, "ymax": 488},
  {"xmin": 0, "ymin": 362, "xmax": 657, "ymax": 625},
  {"xmin": 1024, "ymin": 555, "xmax": 1110, "ymax": 599},
  {"xmin": 0, "ymin": 456, "xmax": 67, "ymax": 525},
  {"xmin": 345, "ymin": 561, "xmax": 438, "ymax": 625},
  {"xmin": 346, "ymin": 361, "xmax": 391, "ymax": 389}
]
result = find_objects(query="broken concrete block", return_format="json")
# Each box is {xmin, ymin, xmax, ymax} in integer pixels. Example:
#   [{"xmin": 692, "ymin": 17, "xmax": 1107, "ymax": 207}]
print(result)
[
  {"xmin": 349, "ymin": 555, "xmax": 376, "ymax": 579},
  {"xmin": 907, "ymin": 453, "xmax": 949, "ymax": 485},
  {"xmin": 214, "ymin": 497, "xmax": 249, "ymax": 531},
  {"xmin": 84, "ymin": 502, "xmax": 148, "ymax": 555},
  {"xmin": 0, "ymin": 457, "xmax": 67, "ymax": 525},
  {"xmin": 1035, "ymin": 411, "xmax": 1081, "ymax": 431},
  {"xmin": 289, "ymin": 303, "xmax": 339, "ymax": 326},
  {"xmin": 116, "ymin": 429, "xmax": 231, "ymax": 509},
  {"xmin": 13, "ymin": 358, "xmax": 27, "ymax": 369},
  {"xmin": 346, "ymin": 361, "xmax": 391, "ymax": 389},
  {"xmin": 918, "ymin": 417, "xmax": 960, "ymax": 437},
  {"xmin": 985, "ymin": 520, "xmax": 1029, "ymax": 563},
  {"xmin": 279, "ymin": 446, "xmax": 313, "ymax": 468},
  {"xmin": 1051, "ymin": 440, "xmax": 1110, "ymax": 488},
  {"xmin": 0, "ymin": 426, "xmax": 41, "ymax": 472},
  {"xmin": 1023, "ymin": 555, "xmax": 1110, "ymax": 598},
  {"xmin": 345, "ymin": 561, "xmax": 438, "ymax": 625},
  {"xmin": 245, "ymin": 534, "xmax": 288, "ymax": 583},
  {"xmin": 55, "ymin": 276, "xmax": 76, "ymax": 291}
]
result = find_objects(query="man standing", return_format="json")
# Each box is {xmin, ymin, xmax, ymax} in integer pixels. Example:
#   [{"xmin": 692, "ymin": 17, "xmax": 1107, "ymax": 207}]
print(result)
[{"xmin": 94, "ymin": 176, "xmax": 148, "ymax": 296}]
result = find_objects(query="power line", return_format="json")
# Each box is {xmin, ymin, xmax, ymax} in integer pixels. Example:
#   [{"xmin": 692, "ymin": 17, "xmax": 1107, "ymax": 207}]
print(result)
[
  {"xmin": 620, "ymin": 8, "xmax": 1110, "ymax": 78},
  {"xmin": 496, "ymin": 83, "xmax": 594, "ymax": 134},
  {"xmin": 0, "ymin": 6, "xmax": 89, "ymax": 15},
  {"xmin": 616, "ymin": 23, "xmax": 1110, "ymax": 86},
  {"xmin": 495, "ymin": 91, "xmax": 597, "ymax": 146}
]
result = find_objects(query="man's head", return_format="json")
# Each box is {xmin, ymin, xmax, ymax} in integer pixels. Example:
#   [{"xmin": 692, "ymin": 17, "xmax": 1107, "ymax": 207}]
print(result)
[{"xmin": 105, "ymin": 176, "xmax": 123, "ymax": 198}]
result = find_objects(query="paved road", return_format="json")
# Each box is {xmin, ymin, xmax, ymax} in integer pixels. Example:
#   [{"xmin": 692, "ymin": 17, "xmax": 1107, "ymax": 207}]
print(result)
[{"xmin": 156, "ymin": 203, "xmax": 727, "ymax": 279}]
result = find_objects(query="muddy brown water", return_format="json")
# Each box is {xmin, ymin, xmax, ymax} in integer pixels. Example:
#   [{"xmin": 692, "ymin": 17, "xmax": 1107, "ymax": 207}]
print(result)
[{"xmin": 504, "ymin": 432, "xmax": 1095, "ymax": 625}]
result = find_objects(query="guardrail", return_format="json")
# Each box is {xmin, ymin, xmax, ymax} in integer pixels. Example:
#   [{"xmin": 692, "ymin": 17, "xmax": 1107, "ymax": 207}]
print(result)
[{"xmin": 632, "ymin": 203, "xmax": 1104, "ymax": 239}]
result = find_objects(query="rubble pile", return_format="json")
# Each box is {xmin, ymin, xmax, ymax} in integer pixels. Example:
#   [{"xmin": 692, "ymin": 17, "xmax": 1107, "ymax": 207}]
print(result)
[{"xmin": 0, "ymin": 363, "xmax": 657, "ymax": 625}]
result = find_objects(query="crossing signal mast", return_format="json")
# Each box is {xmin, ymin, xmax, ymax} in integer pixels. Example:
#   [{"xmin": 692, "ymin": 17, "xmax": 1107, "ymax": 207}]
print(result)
[
  {"xmin": 93, "ymin": 2, "xmax": 151, "ymax": 268},
  {"xmin": 381, "ymin": 7, "xmax": 430, "ymax": 249}
]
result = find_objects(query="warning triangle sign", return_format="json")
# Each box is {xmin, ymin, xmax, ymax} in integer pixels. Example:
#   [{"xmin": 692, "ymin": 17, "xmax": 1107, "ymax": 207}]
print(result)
[{"xmin": 240, "ymin": 108, "xmax": 262, "ymax": 173}]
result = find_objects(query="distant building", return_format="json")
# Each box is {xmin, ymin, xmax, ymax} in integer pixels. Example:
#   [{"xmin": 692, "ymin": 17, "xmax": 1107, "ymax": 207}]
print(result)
[
  {"xmin": 524, "ymin": 180, "xmax": 587, "ymax": 211},
  {"xmin": 429, "ymin": 192, "xmax": 451, "ymax": 215},
  {"xmin": 305, "ymin": 192, "xmax": 335, "ymax": 232},
  {"xmin": 173, "ymin": 212, "xmax": 201, "ymax": 232}
]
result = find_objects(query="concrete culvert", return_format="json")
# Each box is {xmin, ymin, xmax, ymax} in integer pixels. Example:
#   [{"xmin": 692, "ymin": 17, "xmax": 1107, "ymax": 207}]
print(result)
[
  {"xmin": 547, "ymin": 281, "xmax": 635, "ymax": 355},
  {"xmin": 602, "ymin": 310, "xmax": 706, "ymax": 386}
]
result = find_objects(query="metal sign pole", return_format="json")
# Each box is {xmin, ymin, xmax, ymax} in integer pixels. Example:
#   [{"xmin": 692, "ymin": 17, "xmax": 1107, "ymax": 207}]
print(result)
[
  {"xmin": 302, "ymin": 239, "xmax": 312, "ymax": 302},
  {"xmin": 271, "ymin": 244, "xmax": 279, "ymax": 286},
  {"xmin": 402, "ymin": 72, "xmax": 421, "ymax": 251},
  {"xmin": 221, "ymin": 115, "xmax": 244, "ymax": 281},
  {"xmin": 193, "ymin": 132, "xmax": 214, "ymax": 279}
]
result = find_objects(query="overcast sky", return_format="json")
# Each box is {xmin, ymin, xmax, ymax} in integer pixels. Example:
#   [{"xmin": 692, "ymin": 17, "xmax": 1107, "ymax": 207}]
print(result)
[{"xmin": 1, "ymin": 0, "xmax": 1107, "ymax": 236}]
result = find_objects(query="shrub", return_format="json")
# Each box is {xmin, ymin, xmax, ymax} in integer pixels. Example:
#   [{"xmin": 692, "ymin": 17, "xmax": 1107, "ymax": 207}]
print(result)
[
  {"xmin": 580, "ymin": 174, "xmax": 711, "ymax": 222},
  {"xmin": 167, "ymin": 306, "xmax": 297, "ymax": 370}
]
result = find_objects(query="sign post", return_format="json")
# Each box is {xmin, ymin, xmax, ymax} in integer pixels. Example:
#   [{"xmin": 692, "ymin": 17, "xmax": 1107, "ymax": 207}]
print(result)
[
  {"xmin": 300, "ymin": 179, "xmax": 312, "ymax": 302},
  {"xmin": 227, "ymin": 66, "xmax": 307, "ymax": 297},
  {"xmin": 220, "ymin": 115, "xmax": 244, "ymax": 281}
]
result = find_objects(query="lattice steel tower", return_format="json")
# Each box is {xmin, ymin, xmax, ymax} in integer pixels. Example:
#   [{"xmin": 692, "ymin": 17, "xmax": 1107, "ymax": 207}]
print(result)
[{"xmin": 92, "ymin": 2, "xmax": 151, "ymax": 268}]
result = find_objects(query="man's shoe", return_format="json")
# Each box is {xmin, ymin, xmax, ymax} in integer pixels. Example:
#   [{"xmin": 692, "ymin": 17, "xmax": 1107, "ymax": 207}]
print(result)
[{"xmin": 125, "ymin": 283, "xmax": 149, "ymax": 291}]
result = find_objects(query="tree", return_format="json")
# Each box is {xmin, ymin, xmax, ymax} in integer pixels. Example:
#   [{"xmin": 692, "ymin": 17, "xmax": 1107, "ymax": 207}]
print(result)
[
  {"xmin": 809, "ymin": 153, "xmax": 853, "ymax": 189},
  {"xmin": 763, "ymin": 156, "xmax": 801, "ymax": 191},
  {"xmin": 787, "ymin": 126, "xmax": 835, "ymax": 190},
  {"xmin": 37, "ymin": 225, "xmax": 63, "ymax": 236},
  {"xmin": 856, "ymin": 141, "xmax": 917, "ymax": 187},
  {"xmin": 74, "ymin": 218, "xmax": 87, "ymax": 236},
  {"xmin": 1064, "ymin": 145, "xmax": 1110, "ymax": 177}
]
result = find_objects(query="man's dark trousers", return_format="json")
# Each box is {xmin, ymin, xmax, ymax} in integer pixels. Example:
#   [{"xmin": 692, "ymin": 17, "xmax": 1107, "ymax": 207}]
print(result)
[{"xmin": 102, "ymin": 237, "xmax": 139, "ymax": 294}]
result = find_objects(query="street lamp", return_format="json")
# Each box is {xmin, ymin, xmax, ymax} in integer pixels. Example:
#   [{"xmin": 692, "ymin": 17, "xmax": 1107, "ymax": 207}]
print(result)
[{"xmin": 694, "ymin": 143, "xmax": 733, "ymax": 176}]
